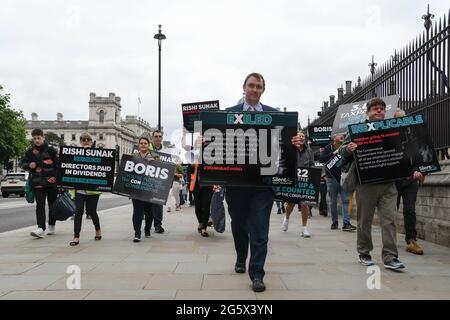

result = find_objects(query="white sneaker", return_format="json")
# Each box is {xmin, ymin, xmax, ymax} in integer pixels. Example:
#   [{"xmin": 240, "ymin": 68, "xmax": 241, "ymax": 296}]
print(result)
[
  {"xmin": 281, "ymin": 218, "xmax": 289, "ymax": 232},
  {"xmin": 47, "ymin": 225, "xmax": 55, "ymax": 235},
  {"xmin": 301, "ymin": 227, "xmax": 311, "ymax": 238},
  {"xmin": 30, "ymin": 228, "xmax": 45, "ymax": 238}
]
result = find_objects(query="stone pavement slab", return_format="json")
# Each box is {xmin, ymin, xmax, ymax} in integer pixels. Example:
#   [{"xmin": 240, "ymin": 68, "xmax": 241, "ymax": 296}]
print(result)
[
  {"xmin": 0, "ymin": 290, "xmax": 91, "ymax": 300},
  {"xmin": 0, "ymin": 274, "xmax": 64, "ymax": 291},
  {"xmin": 144, "ymin": 274, "xmax": 203, "ymax": 290},
  {"xmin": 175, "ymin": 290, "xmax": 257, "ymax": 300},
  {"xmin": 1, "ymin": 203, "xmax": 450, "ymax": 300},
  {"xmin": 84, "ymin": 290, "xmax": 176, "ymax": 300}
]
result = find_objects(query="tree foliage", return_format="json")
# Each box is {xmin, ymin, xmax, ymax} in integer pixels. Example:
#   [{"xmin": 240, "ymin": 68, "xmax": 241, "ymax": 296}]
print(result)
[
  {"xmin": 44, "ymin": 131, "xmax": 65, "ymax": 147},
  {"xmin": 0, "ymin": 86, "xmax": 28, "ymax": 162}
]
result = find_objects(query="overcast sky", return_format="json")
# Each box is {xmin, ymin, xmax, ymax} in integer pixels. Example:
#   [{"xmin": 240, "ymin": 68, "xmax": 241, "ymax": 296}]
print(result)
[{"xmin": 1, "ymin": 0, "xmax": 449, "ymax": 141}]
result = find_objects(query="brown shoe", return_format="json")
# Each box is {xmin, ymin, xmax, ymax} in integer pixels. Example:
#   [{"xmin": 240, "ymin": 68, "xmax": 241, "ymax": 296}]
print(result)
[{"xmin": 406, "ymin": 240, "xmax": 424, "ymax": 255}]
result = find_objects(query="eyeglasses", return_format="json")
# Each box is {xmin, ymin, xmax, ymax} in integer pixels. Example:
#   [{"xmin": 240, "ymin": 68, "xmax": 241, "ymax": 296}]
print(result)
[{"xmin": 153, "ymin": 135, "xmax": 162, "ymax": 138}]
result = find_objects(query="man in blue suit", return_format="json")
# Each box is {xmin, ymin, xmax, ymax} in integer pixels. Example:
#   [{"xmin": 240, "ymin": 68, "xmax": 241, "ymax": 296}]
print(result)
[{"xmin": 225, "ymin": 73, "xmax": 302, "ymax": 292}]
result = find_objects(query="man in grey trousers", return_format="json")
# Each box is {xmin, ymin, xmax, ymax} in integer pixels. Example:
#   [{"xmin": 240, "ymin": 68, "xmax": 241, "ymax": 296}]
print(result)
[{"xmin": 339, "ymin": 97, "xmax": 406, "ymax": 270}]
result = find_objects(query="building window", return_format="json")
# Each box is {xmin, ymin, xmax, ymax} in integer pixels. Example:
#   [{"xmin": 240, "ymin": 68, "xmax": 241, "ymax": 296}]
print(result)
[
  {"xmin": 72, "ymin": 134, "xmax": 76, "ymax": 141},
  {"xmin": 99, "ymin": 110, "xmax": 105, "ymax": 123},
  {"xmin": 60, "ymin": 134, "xmax": 64, "ymax": 140},
  {"xmin": 99, "ymin": 134, "xmax": 104, "ymax": 140}
]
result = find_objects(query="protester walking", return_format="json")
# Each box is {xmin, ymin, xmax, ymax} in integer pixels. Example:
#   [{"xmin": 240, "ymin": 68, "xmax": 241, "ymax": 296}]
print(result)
[
  {"xmin": 148, "ymin": 130, "xmax": 165, "ymax": 233},
  {"xmin": 320, "ymin": 134, "xmax": 356, "ymax": 231},
  {"xmin": 340, "ymin": 98, "xmax": 409, "ymax": 270},
  {"xmin": 281, "ymin": 131, "xmax": 314, "ymax": 237},
  {"xmin": 69, "ymin": 133, "xmax": 102, "ymax": 246},
  {"xmin": 394, "ymin": 109, "xmax": 424, "ymax": 255},
  {"xmin": 131, "ymin": 137, "xmax": 155, "ymax": 242},
  {"xmin": 20, "ymin": 128, "xmax": 59, "ymax": 238},
  {"xmin": 225, "ymin": 73, "xmax": 304, "ymax": 292}
]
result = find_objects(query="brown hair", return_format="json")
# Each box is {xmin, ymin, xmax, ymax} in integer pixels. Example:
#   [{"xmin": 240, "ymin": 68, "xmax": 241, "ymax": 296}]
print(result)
[
  {"xmin": 243, "ymin": 73, "xmax": 265, "ymax": 90},
  {"xmin": 139, "ymin": 136, "xmax": 150, "ymax": 144},
  {"xmin": 366, "ymin": 98, "xmax": 386, "ymax": 112},
  {"xmin": 152, "ymin": 130, "xmax": 163, "ymax": 137},
  {"xmin": 31, "ymin": 128, "xmax": 44, "ymax": 137}
]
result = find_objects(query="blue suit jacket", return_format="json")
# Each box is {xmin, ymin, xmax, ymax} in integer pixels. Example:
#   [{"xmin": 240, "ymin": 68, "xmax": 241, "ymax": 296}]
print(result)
[{"xmin": 225, "ymin": 103, "xmax": 278, "ymax": 112}]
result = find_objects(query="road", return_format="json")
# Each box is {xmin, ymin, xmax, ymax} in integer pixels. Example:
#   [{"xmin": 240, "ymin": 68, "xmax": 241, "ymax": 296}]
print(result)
[{"xmin": 0, "ymin": 193, "xmax": 131, "ymax": 233}]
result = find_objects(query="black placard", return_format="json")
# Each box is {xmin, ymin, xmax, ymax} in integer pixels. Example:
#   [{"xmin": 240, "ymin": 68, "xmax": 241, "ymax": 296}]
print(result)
[
  {"xmin": 349, "ymin": 114, "xmax": 441, "ymax": 184},
  {"xmin": 198, "ymin": 111, "xmax": 298, "ymax": 187},
  {"xmin": 332, "ymin": 95, "xmax": 399, "ymax": 136},
  {"xmin": 308, "ymin": 125, "xmax": 332, "ymax": 146},
  {"xmin": 113, "ymin": 154, "xmax": 175, "ymax": 205},
  {"xmin": 274, "ymin": 167, "xmax": 322, "ymax": 205},
  {"xmin": 182, "ymin": 100, "xmax": 220, "ymax": 132},
  {"xmin": 57, "ymin": 146, "xmax": 116, "ymax": 192},
  {"xmin": 324, "ymin": 153, "xmax": 343, "ymax": 182}
]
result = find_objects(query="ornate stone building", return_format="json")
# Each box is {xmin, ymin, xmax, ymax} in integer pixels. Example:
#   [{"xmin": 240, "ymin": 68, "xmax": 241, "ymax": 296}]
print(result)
[{"xmin": 25, "ymin": 92, "xmax": 158, "ymax": 158}]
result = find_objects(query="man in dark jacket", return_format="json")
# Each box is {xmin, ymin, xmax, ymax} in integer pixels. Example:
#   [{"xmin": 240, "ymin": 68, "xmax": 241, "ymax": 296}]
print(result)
[
  {"xmin": 20, "ymin": 128, "xmax": 59, "ymax": 238},
  {"xmin": 320, "ymin": 134, "xmax": 356, "ymax": 231},
  {"xmin": 225, "ymin": 73, "xmax": 303, "ymax": 292}
]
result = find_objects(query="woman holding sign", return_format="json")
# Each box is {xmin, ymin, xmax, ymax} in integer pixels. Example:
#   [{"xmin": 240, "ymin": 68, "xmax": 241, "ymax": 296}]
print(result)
[
  {"xmin": 281, "ymin": 131, "xmax": 314, "ymax": 237},
  {"xmin": 131, "ymin": 137, "xmax": 155, "ymax": 242},
  {"xmin": 69, "ymin": 133, "xmax": 102, "ymax": 246}
]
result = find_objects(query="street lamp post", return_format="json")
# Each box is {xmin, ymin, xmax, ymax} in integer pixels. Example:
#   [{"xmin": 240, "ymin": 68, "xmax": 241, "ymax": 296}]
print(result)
[{"xmin": 154, "ymin": 24, "xmax": 166, "ymax": 131}]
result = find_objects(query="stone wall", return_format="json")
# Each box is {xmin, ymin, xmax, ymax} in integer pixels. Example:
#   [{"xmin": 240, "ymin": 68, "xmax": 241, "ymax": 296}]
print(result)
[{"xmin": 397, "ymin": 160, "xmax": 450, "ymax": 247}]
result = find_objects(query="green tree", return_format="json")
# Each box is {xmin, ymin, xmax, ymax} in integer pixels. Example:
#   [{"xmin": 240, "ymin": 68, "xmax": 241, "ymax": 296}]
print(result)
[
  {"xmin": 0, "ymin": 85, "xmax": 28, "ymax": 163},
  {"xmin": 44, "ymin": 131, "xmax": 65, "ymax": 146}
]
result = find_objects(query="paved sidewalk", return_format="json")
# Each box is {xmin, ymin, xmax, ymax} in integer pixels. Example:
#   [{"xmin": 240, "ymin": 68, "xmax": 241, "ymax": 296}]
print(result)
[{"xmin": 1, "ymin": 202, "xmax": 450, "ymax": 300}]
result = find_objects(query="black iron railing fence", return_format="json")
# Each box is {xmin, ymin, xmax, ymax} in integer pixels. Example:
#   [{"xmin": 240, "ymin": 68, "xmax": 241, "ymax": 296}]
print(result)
[{"xmin": 312, "ymin": 10, "xmax": 449, "ymax": 153}]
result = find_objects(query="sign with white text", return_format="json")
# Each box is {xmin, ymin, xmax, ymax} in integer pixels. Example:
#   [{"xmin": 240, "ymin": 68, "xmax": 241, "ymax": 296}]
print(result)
[
  {"xmin": 308, "ymin": 125, "xmax": 332, "ymax": 146},
  {"xmin": 349, "ymin": 114, "xmax": 441, "ymax": 184},
  {"xmin": 274, "ymin": 167, "xmax": 322, "ymax": 205},
  {"xmin": 332, "ymin": 95, "xmax": 399, "ymax": 136},
  {"xmin": 198, "ymin": 111, "xmax": 298, "ymax": 187},
  {"xmin": 182, "ymin": 100, "xmax": 220, "ymax": 132},
  {"xmin": 113, "ymin": 155, "xmax": 175, "ymax": 204},
  {"xmin": 57, "ymin": 146, "xmax": 115, "ymax": 192}
]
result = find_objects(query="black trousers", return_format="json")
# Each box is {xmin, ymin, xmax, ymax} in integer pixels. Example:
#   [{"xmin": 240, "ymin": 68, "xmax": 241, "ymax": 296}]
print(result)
[
  {"xmin": 189, "ymin": 190, "xmax": 194, "ymax": 205},
  {"xmin": 319, "ymin": 179, "xmax": 328, "ymax": 213},
  {"xmin": 149, "ymin": 204, "xmax": 162, "ymax": 230},
  {"xmin": 194, "ymin": 187, "xmax": 213, "ymax": 229},
  {"xmin": 396, "ymin": 181, "xmax": 420, "ymax": 242},
  {"xmin": 226, "ymin": 188, "xmax": 274, "ymax": 281},
  {"xmin": 34, "ymin": 187, "xmax": 58, "ymax": 230},
  {"xmin": 74, "ymin": 193, "xmax": 100, "ymax": 238},
  {"xmin": 132, "ymin": 199, "xmax": 153, "ymax": 237}
]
